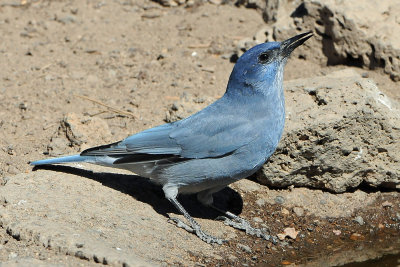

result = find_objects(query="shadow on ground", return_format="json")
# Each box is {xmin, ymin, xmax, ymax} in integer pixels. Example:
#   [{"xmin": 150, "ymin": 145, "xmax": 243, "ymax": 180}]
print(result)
[{"xmin": 32, "ymin": 165, "xmax": 244, "ymax": 220}]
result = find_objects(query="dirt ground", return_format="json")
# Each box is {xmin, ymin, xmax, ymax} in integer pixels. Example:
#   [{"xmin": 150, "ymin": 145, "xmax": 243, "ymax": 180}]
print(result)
[{"xmin": 0, "ymin": 0, "xmax": 399, "ymax": 266}]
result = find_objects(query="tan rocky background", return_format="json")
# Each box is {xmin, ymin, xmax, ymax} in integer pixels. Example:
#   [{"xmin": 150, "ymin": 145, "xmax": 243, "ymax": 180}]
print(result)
[{"xmin": 0, "ymin": 0, "xmax": 399, "ymax": 266}]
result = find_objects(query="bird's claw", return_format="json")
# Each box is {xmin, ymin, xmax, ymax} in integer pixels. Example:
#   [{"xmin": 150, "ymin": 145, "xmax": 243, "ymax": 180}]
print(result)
[
  {"xmin": 196, "ymin": 230, "xmax": 226, "ymax": 245},
  {"xmin": 216, "ymin": 216, "xmax": 277, "ymax": 244},
  {"xmin": 168, "ymin": 217, "xmax": 195, "ymax": 232},
  {"xmin": 168, "ymin": 216, "xmax": 226, "ymax": 244}
]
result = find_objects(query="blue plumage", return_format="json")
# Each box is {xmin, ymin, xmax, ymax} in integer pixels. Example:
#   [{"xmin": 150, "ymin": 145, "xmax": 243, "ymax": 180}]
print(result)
[{"xmin": 31, "ymin": 32, "xmax": 313, "ymax": 244}]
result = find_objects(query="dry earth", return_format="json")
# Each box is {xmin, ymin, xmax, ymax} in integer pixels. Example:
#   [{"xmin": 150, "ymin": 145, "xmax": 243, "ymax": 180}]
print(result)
[{"xmin": 0, "ymin": 0, "xmax": 399, "ymax": 266}]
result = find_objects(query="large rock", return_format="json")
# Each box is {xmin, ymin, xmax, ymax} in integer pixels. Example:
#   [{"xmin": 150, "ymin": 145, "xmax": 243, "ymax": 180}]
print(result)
[
  {"xmin": 256, "ymin": 69, "xmax": 400, "ymax": 192},
  {"xmin": 270, "ymin": 0, "xmax": 400, "ymax": 81},
  {"xmin": 235, "ymin": 0, "xmax": 288, "ymax": 23}
]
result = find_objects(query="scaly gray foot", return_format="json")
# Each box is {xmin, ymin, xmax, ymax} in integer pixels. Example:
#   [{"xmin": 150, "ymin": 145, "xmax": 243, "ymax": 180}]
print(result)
[
  {"xmin": 216, "ymin": 213, "xmax": 277, "ymax": 244},
  {"xmin": 168, "ymin": 217, "xmax": 225, "ymax": 244}
]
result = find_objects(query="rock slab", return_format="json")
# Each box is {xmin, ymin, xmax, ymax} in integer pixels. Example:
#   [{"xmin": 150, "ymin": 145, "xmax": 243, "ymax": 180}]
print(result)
[
  {"xmin": 0, "ymin": 167, "xmax": 229, "ymax": 266},
  {"xmin": 271, "ymin": 0, "xmax": 400, "ymax": 81},
  {"xmin": 256, "ymin": 69, "xmax": 400, "ymax": 192}
]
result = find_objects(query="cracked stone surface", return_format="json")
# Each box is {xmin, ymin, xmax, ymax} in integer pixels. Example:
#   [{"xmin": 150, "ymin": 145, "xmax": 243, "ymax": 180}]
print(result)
[
  {"xmin": 247, "ymin": 0, "xmax": 400, "ymax": 81},
  {"xmin": 256, "ymin": 69, "xmax": 400, "ymax": 192},
  {"xmin": 0, "ymin": 166, "xmax": 235, "ymax": 266}
]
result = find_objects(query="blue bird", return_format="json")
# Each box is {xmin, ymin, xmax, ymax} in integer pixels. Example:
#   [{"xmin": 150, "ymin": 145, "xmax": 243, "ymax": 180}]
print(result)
[{"xmin": 31, "ymin": 32, "xmax": 313, "ymax": 244}]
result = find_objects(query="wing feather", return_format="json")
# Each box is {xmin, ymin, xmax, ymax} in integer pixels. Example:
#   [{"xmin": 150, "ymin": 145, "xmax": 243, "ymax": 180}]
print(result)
[{"xmin": 81, "ymin": 98, "xmax": 262, "ymax": 162}]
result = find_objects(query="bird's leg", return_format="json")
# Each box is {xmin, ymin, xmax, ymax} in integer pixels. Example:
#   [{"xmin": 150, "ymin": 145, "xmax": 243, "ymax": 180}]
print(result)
[
  {"xmin": 167, "ymin": 197, "xmax": 225, "ymax": 244},
  {"xmin": 197, "ymin": 189, "xmax": 277, "ymax": 244},
  {"xmin": 164, "ymin": 185, "xmax": 224, "ymax": 244}
]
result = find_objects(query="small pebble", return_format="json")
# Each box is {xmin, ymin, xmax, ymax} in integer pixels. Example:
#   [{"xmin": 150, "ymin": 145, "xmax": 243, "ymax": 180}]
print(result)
[
  {"xmin": 350, "ymin": 233, "xmax": 365, "ymax": 241},
  {"xmin": 293, "ymin": 207, "xmax": 304, "ymax": 217},
  {"xmin": 19, "ymin": 102, "xmax": 28, "ymax": 110},
  {"xmin": 280, "ymin": 241, "xmax": 289, "ymax": 247},
  {"xmin": 333, "ymin": 229, "xmax": 341, "ymax": 236},
  {"xmin": 382, "ymin": 201, "xmax": 393, "ymax": 207},
  {"xmin": 281, "ymin": 208, "xmax": 290, "ymax": 215},
  {"xmin": 8, "ymin": 252, "xmax": 17, "ymax": 259},
  {"xmin": 45, "ymin": 74, "xmax": 55, "ymax": 81},
  {"xmin": 7, "ymin": 145, "xmax": 14, "ymax": 155},
  {"xmin": 157, "ymin": 53, "xmax": 167, "ymax": 60},
  {"xmin": 274, "ymin": 196, "xmax": 285, "ymax": 204},
  {"xmin": 277, "ymin": 233, "xmax": 286, "ymax": 240},
  {"xmin": 171, "ymin": 102, "xmax": 179, "ymax": 111},
  {"xmin": 59, "ymin": 15, "xmax": 76, "ymax": 24},
  {"xmin": 284, "ymin": 227, "xmax": 299, "ymax": 239},
  {"xmin": 353, "ymin": 216, "xmax": 365, "ymax": 225},
  {"xmin": 255, "ymin": 198, "xmax": 265, "ymax": 206}
]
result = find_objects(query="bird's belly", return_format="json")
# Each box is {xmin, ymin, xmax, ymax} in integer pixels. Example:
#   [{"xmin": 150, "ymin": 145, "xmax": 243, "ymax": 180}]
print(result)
[{"xmin": 158, "ymin": 143, "xmax": 269, "ymax": 194}]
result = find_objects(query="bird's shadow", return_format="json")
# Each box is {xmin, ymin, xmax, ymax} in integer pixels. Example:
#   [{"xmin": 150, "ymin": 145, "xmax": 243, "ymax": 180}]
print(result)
[{"xmin": 32, "ymin": 165, "xmax": 243, "ymax": 220}]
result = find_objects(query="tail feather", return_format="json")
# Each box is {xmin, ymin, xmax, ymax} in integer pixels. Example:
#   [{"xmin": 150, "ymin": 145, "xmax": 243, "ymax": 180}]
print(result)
[{"xmin": 30, "ymin": 154, "xmax": 89, "ymax": 166}]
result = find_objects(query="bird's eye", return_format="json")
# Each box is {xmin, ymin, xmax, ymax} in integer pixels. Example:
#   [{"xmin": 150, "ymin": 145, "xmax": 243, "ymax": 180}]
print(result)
[{"xmin": 258, "ymin": 52, "xmax": 270, "ymax": 64}]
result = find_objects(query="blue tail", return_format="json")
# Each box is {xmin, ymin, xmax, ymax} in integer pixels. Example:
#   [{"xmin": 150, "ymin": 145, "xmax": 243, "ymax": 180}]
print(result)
[{"xmin": 30, "ymin": 154, "xmax": 89, "ymax": 166}]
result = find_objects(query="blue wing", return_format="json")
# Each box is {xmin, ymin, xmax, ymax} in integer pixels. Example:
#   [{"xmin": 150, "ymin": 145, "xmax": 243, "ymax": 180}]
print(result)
[
  {"xmin": 81, "ymin": 123, "xmax": 182, "ymax": 157},
  {"xmin": 81, "ymin": 98, "xmax": 262, "ymax": 160},
  {"xmin": 169, "ymin": 105, "xmax": 260, "ymax": 158}
]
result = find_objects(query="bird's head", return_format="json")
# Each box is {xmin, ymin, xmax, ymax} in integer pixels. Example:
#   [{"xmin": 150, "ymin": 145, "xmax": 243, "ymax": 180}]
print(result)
[{"xmin": 227, "ymin": 32, "xmax": 313, "ymax": 96}]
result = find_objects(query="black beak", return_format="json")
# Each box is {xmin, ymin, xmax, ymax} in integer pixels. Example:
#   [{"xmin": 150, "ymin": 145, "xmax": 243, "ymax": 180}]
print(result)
[{"xmin": 280, "ymin": 31, "xmax": 313, "ymax": 57}]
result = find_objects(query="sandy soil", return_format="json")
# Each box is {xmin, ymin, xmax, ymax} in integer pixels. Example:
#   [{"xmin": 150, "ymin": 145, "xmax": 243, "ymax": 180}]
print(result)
[{"xmin": 0, "ymin": 1, "xmax": 399, "ymax": 266}]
